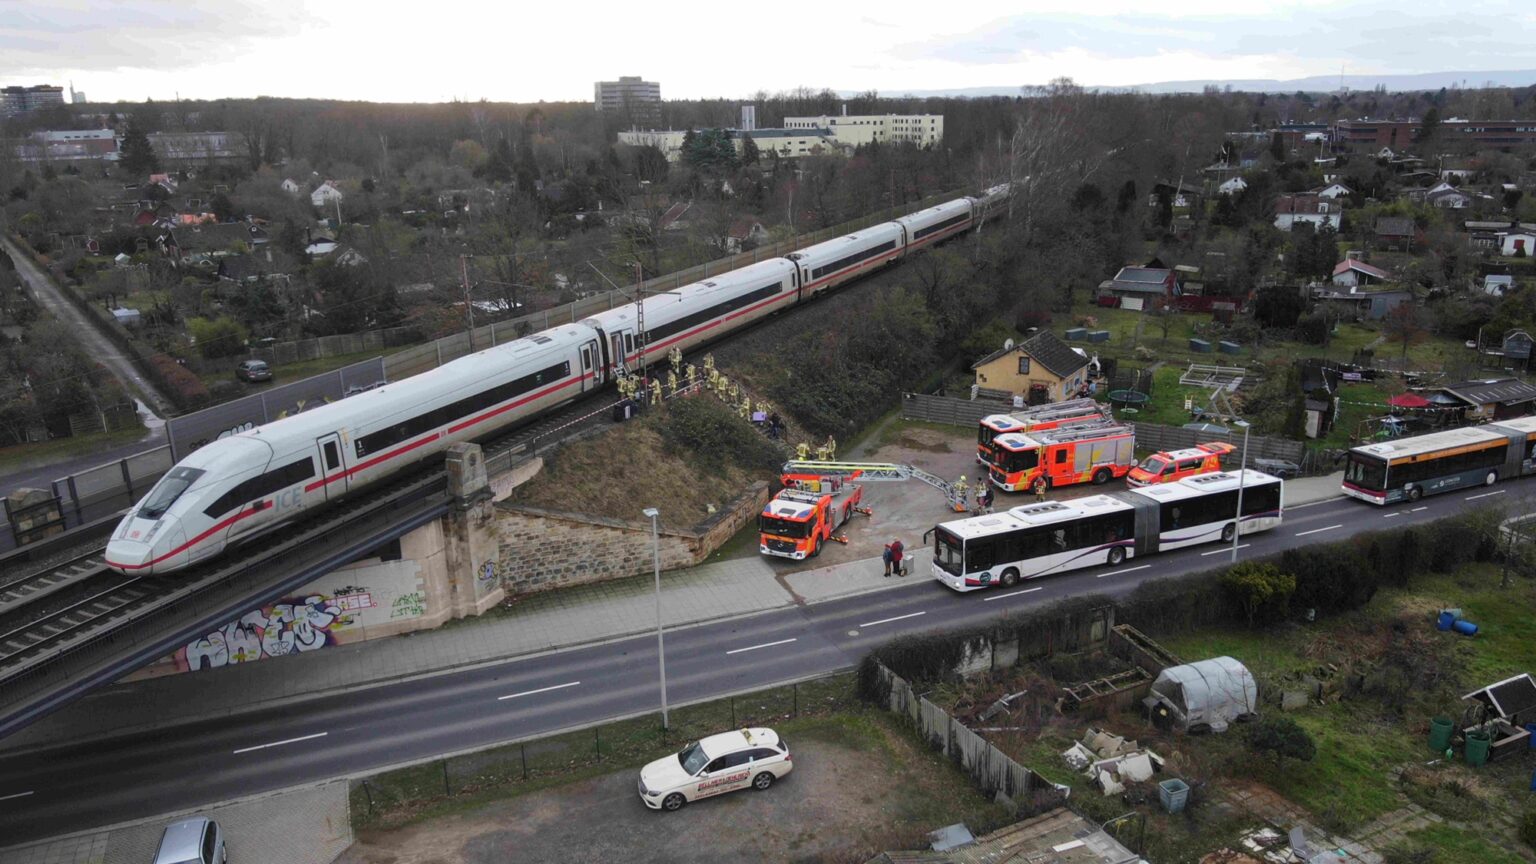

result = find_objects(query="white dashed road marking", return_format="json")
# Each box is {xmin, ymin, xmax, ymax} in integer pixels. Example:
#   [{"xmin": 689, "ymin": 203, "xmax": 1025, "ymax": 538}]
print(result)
[
  {"xmin": 232, "ymin": 731, "xmax": 329, "ymax": 755},
  {"xmin": 984, "ymin": 587, "xmax": 1043, "ymax": 602},
  {"xmin": 1295, "ymin": 524, "xmax": 1342, "ymax": 537},
  {"xmin": 726, "ymin": 638, "xmax": 798, "ymax": 655},
  {"xmin": 497, "ymin": 681, "xmax": 581, "ymax": 702},
  {"xmin": 860, "ymin": 611, "xmax": 926, "ymax": 627}
]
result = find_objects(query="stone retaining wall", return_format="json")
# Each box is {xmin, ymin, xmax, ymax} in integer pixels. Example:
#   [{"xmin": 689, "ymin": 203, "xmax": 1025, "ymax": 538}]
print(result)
[{"xmin": 493, "ymin": 481, "xmax": 770, "ymax": 595}]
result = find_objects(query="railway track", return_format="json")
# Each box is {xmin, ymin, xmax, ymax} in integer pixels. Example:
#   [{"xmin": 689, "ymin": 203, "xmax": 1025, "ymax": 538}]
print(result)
[{"xmin": 0, "ymin": 549, "xmax": 108, "ymax": 619}]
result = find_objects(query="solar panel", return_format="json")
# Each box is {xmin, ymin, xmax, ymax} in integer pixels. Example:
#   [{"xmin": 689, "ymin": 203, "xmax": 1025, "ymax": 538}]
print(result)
[{"xmin": 1488, "ymin": 674, "xmax": 1536, "ymax": 718}]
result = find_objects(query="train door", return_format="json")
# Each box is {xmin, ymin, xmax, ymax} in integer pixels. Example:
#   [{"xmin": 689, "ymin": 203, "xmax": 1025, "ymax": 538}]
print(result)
[
  {"xmin": 580, "ymin": 340, "xmax": 599, "ymax": 391},
  {"xmin": 610, "ymin": 330, "xmax": 628, "ymax": 375},
  {"xmin": 316, "ymin": 433, "xmax": 348, "ymax": 501}
]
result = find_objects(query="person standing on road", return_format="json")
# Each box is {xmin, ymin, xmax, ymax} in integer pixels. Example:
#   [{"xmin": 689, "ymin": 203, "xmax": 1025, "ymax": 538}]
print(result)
[
  {"xmin": 1032, "ymin": 474, "xmax": 1047, "ymax": 502},
  {"xmin": 882, "ymin": 542, "xmax": 894, "ymax": 577},
  {"xmin": 890, "ymin": 537, "xmax": 905, "ymax": 577}
]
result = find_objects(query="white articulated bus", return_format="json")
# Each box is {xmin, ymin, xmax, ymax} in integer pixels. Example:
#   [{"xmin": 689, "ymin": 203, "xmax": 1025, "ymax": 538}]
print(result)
[{"xmin": 929, "ymin": 470, "xmax": 1283, "ymax": 592}]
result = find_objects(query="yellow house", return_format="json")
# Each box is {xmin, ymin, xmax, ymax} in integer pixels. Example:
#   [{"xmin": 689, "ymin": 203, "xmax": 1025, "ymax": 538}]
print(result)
[{"xmin": 971, "ymin": 331, "xmax": 1090, "ymax": 402}]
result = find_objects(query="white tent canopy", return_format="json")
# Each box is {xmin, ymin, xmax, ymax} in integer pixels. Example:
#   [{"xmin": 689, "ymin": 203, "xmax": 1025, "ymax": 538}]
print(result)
[{"xmin": 1148, "ymin": 656, "xmax": 1257, "ymax": 732}]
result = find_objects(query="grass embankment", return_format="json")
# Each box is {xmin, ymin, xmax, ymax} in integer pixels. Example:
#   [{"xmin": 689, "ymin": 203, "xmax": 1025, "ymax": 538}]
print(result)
[{"xmin": 506, "ymin": 394, "xmax": 782, "ymax": 526}]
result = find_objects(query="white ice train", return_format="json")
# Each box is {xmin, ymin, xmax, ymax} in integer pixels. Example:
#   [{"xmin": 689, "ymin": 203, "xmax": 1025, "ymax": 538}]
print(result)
[{"xmin": 105, "ymin": 185, "xmax": 1011, "ymax": 574}]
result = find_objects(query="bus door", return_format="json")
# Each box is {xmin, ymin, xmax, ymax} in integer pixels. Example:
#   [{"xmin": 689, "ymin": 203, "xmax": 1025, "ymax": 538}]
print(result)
[{"xmin": 315, "ymin": 433, "xmax": 348, "ymax": 501}]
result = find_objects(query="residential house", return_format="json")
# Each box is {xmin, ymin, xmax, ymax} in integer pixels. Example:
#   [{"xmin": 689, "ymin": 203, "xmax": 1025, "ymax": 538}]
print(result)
[
  {"xmin": 1438, "ymin": 378, "xmax": 1536, "ymax": 421},
  {"xmin": 216, "ymin": 251, "xmax": 294, "ymax": 286},
  {"xmin": 1374, "ymin": 217, "xmax": 1417, "ymax": 251},
  {"xmin": 1097, "ymin": 262, "xmax": 1180, "ymax": 310},
  {"xmin": 1273, "ymin": 194, "xmax": 1338, "ymax": 231},
  {"xmin": 1501, "ymin": 229, "xmax": 1536, "ymax": 257},
  {"xmin": 1440, "ymin": 166, "xmax": 1476, "ymax": 184},
  {"xmin": 970, "ymin": 331, "xmax": 1090, "ymax": 403},
  {"xmin": 1331, "ymin": 259, "xmax": 1392, "ymax": 287},
  {"xmin": 147, "ymin": 173, "xmax": 178, "ymax": 194},
  {"xmin": 1425, "ymin": 182, "xmax": 1471, "ymax": 209},
  {"xmin": 1313, "ymin": 182, "xmax": 1355, "ymax": 200},
  {"xmin": 722, "ymin": 217, "xmax": 768, "ymax": 253},
  {"xmin": 311, "ymin": 181, "xmax": 344, "ymax": 208},
  {"xmin": 171, "ymin": 222, "xmax": 264, "ymax": 265},
  {"xmin": 1217, "ymin": 176, "xmax": 1247, "ymax": 196},
  {"xmin": 1484, "ymin": 274, "xmax": 1515, "ymax": 296},
  {"xmin": 1150, "ymin": 179, "xmax": 1202, "ymax": 209},
  {"xmin": 281, "ymin": 178, "xmax": 301, "ymax": 196},
  {"xmin": 1467, "ymin": 219, "xmax": 1513, "ymax": 251},
  {"xmin": 1310, "ymin": 285, "xmax": 1414, "ymax": 321}
]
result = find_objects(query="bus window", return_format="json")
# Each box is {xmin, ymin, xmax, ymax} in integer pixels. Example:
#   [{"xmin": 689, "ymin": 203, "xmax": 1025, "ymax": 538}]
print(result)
[
  {"xmin": 1344, "ymin": 454, "xmax": 1387, "ymax": 490},
  {"xmin": 935, "ymin": 530, "xmax": 964, "ymax": 575},
  {"xmin": 966, "ymin": 540, "xmax": 996, "ymax": 572},
  {"xmin": 1051, "ymin": 529, "xmax": 1067, "ymax": 552}
]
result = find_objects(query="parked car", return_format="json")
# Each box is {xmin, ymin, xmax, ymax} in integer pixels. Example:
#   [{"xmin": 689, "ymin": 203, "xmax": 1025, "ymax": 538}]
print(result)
[
  {"xmin": 638, "ymin": 727, "xmax": 792, "ymax": 812},
  {"xmin": 235, "ymin": 359, "xmax": 272, "ymax": 383},
  {"xmin": 1252, "ymin": 457, "xmax": 1301, "ymax": 479},
  {"xmin": 153, "ymin": 816, "xmax": 226, "ymax": 864}
]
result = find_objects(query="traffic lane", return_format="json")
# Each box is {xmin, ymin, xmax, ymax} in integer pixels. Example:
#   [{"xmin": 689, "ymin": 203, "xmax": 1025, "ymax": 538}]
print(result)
[{"xmin": 0, "ymin": 608, "xmax": 849, "ymax": 840}]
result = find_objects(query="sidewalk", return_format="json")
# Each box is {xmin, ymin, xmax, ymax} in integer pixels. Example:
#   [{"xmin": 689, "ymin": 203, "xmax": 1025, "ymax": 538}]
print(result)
[{"xmin": 0, "ymin": 473, "xmax": 1346, "ymax": 755}]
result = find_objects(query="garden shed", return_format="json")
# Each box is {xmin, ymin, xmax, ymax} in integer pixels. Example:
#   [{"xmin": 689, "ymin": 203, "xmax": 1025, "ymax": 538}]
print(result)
[{"xmin": 1144, "ymin": 656, "xmax": 1257, "ymax": 733}]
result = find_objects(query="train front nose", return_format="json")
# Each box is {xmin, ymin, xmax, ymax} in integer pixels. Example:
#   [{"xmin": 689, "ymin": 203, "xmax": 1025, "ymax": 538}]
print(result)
[{"xmin": 105, "ymin": 527, "xmax": 186, "ymax": 574}]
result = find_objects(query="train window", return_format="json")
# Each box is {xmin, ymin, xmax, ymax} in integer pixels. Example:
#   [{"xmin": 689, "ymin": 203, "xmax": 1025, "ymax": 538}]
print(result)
[
  {"xmin": 354, "ymin": 360, "xmax": 573, "ymax": 458},
  {"xmin": 323, "ymin": 441, "xmax": 340, "ymax": 471},
  {"xmin": 139, "ymin": 467, "xmax": 206, "ymax": 520},
  {"xmin": 202, "ymin": 458, "xmax": 316, "ymax": 519}
]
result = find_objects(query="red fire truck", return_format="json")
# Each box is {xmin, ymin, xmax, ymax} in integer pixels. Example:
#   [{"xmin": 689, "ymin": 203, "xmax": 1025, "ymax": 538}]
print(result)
[
  {"xmin": 758, "ymin": 472, "xmax": 865, "ymax": 560},
  {"xmin": 989, "ymin": 424, "xmax": 1136, "ymax": 492},
  {"xmin": 976, "ymin": 398, "xmax": 1113, "ymax": 467}
]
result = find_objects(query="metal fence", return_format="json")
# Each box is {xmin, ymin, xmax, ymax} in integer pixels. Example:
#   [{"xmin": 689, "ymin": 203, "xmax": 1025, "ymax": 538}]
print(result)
[
  {"xmin": 873, "ymin": 663, "xmax": 1052, "ymax": 808},
  {"xmin": 166, "ymin": 358, "xmax": 386, "ymax": 459},
  {"xmin": 253, "ymin": 326, "xmax": 418, "ymax": 368}
]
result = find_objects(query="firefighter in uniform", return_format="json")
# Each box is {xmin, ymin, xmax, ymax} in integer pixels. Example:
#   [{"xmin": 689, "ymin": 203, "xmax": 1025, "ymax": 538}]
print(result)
[
  {"xmin": 796, "ymin": 441, "xmax": 811, "ymax": 460},
  {"xmin": 666, "ymin": 370, "xmax": 678, "ymax": 396},
  {"xmin": 953, "ymin": 475, "xmax": 969, "ymax": 512}
]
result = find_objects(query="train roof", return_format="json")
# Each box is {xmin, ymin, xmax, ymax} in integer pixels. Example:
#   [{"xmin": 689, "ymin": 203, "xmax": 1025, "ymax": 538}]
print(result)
[
  {"xmin": 237, "ymin": 324, "xmax": 591, "ymax": 444},
  {"xmin": 1126, "ymin": 469, "xmax": 1280, "ymax": 504},
  {"xmin": 892, "ymin": 199, "xmax": 971, "ymax": 224},
  {"xmin": 1490, "ymin": 416, "xmax": 1536, "ymax": 436},
  {"xmin": 1349, "ymin": 426, "xmax": 1505, "ymax": 461},
  {"xmin": 787, "ymin": 222, "xmax": 902, "ymax": 261},
  {"xmin": 579, "ymin": 258, "xmax": 795, "ymax": 329},
  {"xmin": 937, "ymin": 494, "xmax": 1131, "ymax": 539}
]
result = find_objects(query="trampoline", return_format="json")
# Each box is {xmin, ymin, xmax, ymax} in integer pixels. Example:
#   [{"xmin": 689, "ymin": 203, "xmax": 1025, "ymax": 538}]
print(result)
[{"xmin": 1108, "ymin": 389, "xmax": 1150, "ymax": 411}]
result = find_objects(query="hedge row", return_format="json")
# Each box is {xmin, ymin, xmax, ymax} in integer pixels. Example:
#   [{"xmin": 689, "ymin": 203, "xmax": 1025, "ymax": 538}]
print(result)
[{"xmin": 860, "ymin": 508, "xmax": 1504, "ymax": 689}]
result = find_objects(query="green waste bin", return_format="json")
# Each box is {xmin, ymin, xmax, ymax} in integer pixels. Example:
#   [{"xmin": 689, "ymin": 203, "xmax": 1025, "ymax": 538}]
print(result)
[
  {"xmin": 1428, "ymin": 716, "xmax": 1454, "ymax": 752},
  {"xmin": 1465, "ymin": 730, "xmax": 1492, "ymax": 767}
]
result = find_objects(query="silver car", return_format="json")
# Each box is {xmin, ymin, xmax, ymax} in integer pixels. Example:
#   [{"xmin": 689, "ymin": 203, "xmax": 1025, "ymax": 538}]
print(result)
[{"xmin": 153, "ymin": 817, "xmax": 226, "ymax": 864}]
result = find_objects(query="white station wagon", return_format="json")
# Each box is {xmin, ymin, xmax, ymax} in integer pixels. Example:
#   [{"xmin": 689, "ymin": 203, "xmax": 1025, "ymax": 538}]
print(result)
[{"xmin": 638, "ymin": 727, "xmax": 792, "ymax": 811}]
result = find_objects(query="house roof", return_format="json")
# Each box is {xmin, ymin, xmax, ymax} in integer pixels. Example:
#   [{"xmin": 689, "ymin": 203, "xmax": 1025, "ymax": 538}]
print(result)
[
  {"xmin": 658, "ymin": 200, "xmax": 692, "ymax": 229},
  {"xmin": 1106, "ymin": 266, "xmax": 1175, "ymax": 295},
  {"xmin": 972, "ymin": 330, "xmax": 1088, "ymax": 379},
  {"xmin": 1374, "ymin": 217, "xmax": 1415, "ymax": 237},
  {"xmin": 727, "ymin": 217, "xmax": 764, "ymax": 240},
  {"xmin": 1333, "ymin": 259, "xmax": 1391, "ymax": 280},
  {"xmin": 1441, "ymin": 378, "xmax": 1536, "ymax": 407},
  {"xmin": 1275, "ymin": 194, "xmax": 1331, "ymax": 215},
  {"xmin": 172, "ymin": 222, "xmax": 260, "ymax": 253}
]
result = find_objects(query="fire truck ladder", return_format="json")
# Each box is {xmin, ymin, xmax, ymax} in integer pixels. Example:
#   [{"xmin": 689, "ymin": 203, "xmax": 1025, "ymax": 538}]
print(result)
[
  {"xmin": 1006, "ymin": 397, "xmax": 1107, "ymax": 423},
  {"xmin": 1030, "ymin": 423, "xmax": 1133, "ymax": 444},
  {"xmin": 783, "ymin": 461, "xmax": 953, "ymax": 493}
]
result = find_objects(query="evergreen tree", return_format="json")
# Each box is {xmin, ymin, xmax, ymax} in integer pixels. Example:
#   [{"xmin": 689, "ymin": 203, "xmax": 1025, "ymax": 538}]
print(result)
[
  {"xmin": 739, "ymin": 134, "xmax": 760, "ymax": 166},
  {"xmin": 119, "ymin": 118, "xmax": 159, "ymax": 176}
]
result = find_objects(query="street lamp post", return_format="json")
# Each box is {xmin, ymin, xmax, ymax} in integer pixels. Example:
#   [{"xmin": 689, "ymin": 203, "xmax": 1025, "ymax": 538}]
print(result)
[
  {"xmin": 1230, "ymin": 420, "xmax": 1251, "ymax": 563},
  {"xmin": 642, "ymin": 507, "xmax": 669, "ymax": 729}
]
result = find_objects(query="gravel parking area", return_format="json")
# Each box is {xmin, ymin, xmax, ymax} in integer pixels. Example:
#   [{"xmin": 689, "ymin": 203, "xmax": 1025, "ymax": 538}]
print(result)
[{"xmin": 339, "ymin": 718, "xmax": 1008, "ymax": 864}]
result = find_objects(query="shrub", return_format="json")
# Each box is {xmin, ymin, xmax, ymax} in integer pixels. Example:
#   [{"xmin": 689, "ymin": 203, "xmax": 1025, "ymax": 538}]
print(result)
[
  {"xmin": 1243, "ymin": 715, "xmax": 1316, "ymax": 770},
  {"xmin": 1221, "ymin": 561, "xmax": 1295, "ymax": 626},
  {"xmin": 654, "ymin": 394, "xmax": 781, "ymax": 472},
  {"xmin": 187, "ymin": 316, "xmax": 250, "ymax": 360},
  {"xmin": 148, "ymin": 353, "xmax": 211, "ymax": 410}
]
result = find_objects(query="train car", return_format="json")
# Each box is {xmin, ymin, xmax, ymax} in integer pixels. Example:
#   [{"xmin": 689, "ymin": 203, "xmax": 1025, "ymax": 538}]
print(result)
[
  {"xmin": 105, "ymin": 325, "xmax": 595, "ymax": 574},
  {"xmin": 970, "ymin": 184, "xmax": 1012, "ymax": 222},
  {"xmin": 785, "ymin": 221, "xmax": 905, "ymax": 298},
  {"xmin": 579, "ymin": 259, "xmax": 798, "ymax": 378},
  {"xmin": 893, "ymin": 199, "xmax": 974, "ymax": 255}
]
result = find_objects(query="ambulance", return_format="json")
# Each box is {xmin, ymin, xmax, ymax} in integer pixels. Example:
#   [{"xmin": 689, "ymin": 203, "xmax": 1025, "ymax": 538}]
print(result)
[{"xmin": 1125, "ymin": 442, "xmax": 1235, "ymax": 488}]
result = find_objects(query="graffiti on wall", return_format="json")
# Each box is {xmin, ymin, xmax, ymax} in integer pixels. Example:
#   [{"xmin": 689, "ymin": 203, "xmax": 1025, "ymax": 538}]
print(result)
[
  {"xmin": 178, "ymin": 590, "xmax": 377, "ymax": 671},
  {"xmin": 390, "ymin": 591, "xmax": 425, "ymax": 619}
]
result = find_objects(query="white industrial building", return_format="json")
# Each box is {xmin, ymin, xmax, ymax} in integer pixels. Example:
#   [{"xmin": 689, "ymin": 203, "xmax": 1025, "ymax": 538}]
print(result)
[
  {"xmin": 783, "ymin": 112, "xmax": 944, "ymax": 148},
  {"xmin": 617, "ymin": 127, "xmax": 839, "ymax": 163}
]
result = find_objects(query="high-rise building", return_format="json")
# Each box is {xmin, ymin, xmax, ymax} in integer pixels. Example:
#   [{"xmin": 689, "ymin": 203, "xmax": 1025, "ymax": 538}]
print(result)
[
  {"xmin": 2, "ymin": 84, "xmax": 66, "ymax": 118},
  {"xmin": 594, "ymin": 76, "xmax": 661, "ymax": 125},
  {"xmin": 72, "ymin": 91, "xmax": 87, "ymax": 105}
]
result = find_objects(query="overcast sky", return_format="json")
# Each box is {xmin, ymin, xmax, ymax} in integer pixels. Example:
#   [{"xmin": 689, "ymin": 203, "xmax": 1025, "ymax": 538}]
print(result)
[{"xmin": 5, "ymin": 0, "xmax": 1536, "ymax": 103}]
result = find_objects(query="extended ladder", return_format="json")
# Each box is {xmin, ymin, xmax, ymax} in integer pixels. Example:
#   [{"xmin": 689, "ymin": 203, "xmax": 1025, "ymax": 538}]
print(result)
[{"xmin": 782, "ymin": 461, "xmax": 954, "ymax": 494}]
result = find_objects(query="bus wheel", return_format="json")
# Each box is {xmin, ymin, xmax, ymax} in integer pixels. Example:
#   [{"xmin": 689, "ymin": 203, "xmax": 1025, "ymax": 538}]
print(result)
[
  {"xmin": 1407, "ymin": 486, "xmax": 1422, "ymax": 502},
  {"xmin": 1107, "ymin": 547, "xmax": 1126, "ymax": 566},
  {"xmin": 1221, "ymin": 523, "xmax": 1236, "ymax": 543},
  {"xmin": 1485, "ymin": 471, "xmax": 1497, "ymax": 486},
  {"xmin": 999, "ymin": 568, "xmax": 1020, "ymax": 588},
  {"xmin": 1092, "ymin": 468, "xmax": 1112, "ymax": 485}
]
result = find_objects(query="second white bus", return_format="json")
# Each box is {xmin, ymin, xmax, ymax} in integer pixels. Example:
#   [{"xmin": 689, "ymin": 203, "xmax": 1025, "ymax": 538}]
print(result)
[{"xmin": 930, "ymin": 470, "xmax": 1284, "ymax": 591}]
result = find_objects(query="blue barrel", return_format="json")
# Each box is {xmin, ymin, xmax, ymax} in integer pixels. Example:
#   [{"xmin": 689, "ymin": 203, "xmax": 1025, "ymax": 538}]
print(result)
[
  {"xmin": 1453, "ymin": 619, "xmax": 1479, "ymax": 637},
  {"xmin": 1524, "ymin": 723, "xmax": 1536, "ymax": 748},
  {"xmin": 1436, "ymin": 611, "xmax": 1456, "ymax": 631}
]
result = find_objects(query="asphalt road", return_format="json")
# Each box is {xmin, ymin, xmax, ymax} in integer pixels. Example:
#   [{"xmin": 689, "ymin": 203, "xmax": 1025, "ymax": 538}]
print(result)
[
  {"xmin": 0, "ymin": 235, "xmax": 173, "ymax": 417},
  {"xmin": 0, "ymin": 482, "xmax": 1521, "ymax": 842}
]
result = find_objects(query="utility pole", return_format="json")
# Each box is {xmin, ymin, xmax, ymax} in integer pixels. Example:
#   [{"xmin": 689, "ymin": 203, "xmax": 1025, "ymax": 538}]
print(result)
[
  {"xmin": 460, "ymin": 254, "xmax": 475, "ymax": 351},
  {"xmin": 634, "ymin": 261, "xmax": 647, "ymax": 382}
]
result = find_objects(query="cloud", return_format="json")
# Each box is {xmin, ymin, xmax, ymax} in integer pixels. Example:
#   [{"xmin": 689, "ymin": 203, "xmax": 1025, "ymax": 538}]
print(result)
[{"xmin": 0, "ymin": 0, "xmax": 310, "ymax": 74}]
